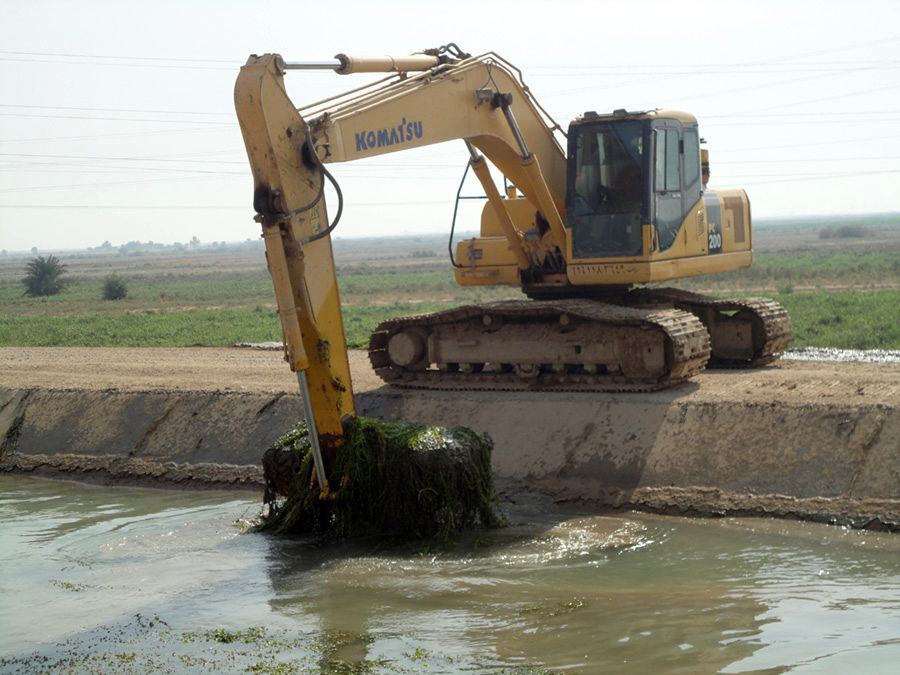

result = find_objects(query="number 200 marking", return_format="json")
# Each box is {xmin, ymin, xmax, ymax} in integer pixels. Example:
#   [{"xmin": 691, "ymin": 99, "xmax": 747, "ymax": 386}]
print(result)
[{"xmin": 708, "ymin": 232, "xmax": 722, "ymax": 250}]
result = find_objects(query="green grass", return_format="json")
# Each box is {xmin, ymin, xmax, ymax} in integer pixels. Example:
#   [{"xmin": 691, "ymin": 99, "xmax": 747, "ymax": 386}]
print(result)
[
  {"xmin": 742, "ymin": 251, "xmax": 900, "ymax": 282},
  {"xmin": 0, "ymin": 308, "xmax": 281, "ymax": 348},
  {"xmin": 771, "ymin": 290, "xmax": 900, "ymax": 350},
  {"xmin": 2, "ymin": 291, "xmax": 897, "ymax": 350},
  {"xmin": 678, "ymin": 248, "xmax": 900, "ymax": 290},
  {"xmin": 0, "ymin": 303, "xmax": 462, "ymax": 349},
  {"xmin": 1, "ymin": 232, "xmax": 898, "ymax": 351},
  {"xmin": 0, "ymin": 276, "xmax": 273, "ymax": 314},
  {"xmin": 754, "ymin": 212, "xmax": 900, "ymax": 231}
]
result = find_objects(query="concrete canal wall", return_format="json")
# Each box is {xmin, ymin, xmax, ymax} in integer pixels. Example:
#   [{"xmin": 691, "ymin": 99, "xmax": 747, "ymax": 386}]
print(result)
[{"xmin": 2, "ymin": 382, "xmax": 897, "ymax": 529}]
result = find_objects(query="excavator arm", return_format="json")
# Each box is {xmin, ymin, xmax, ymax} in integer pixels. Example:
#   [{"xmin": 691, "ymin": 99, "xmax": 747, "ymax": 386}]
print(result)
[
  {"xmin": 234, "ymin": 49, "xmax": 574, "ymax": 486},
  {"xmin": 235, "ymin": 55, "xmax": 355, "ymax": 491}
]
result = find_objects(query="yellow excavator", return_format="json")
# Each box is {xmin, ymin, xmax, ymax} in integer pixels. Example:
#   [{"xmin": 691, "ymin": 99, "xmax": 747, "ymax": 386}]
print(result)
[{"xmin": 235, "ymin": 45, "xmax": 791, "ymax": 485}]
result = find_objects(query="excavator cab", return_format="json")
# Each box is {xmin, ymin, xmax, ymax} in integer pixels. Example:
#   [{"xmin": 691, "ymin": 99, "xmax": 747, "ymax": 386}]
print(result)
[{"xmin": 565, "ymin": 110, "xmax": 702, "ymax": 261}]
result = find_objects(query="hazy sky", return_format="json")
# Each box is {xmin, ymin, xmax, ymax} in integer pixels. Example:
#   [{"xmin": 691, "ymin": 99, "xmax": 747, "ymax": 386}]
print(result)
[{"xmin": 1, "ymin": 0, "xmax": 898, "ymax": 252}]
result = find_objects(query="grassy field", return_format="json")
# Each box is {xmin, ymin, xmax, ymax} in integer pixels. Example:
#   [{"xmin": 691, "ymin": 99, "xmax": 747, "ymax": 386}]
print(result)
[{"xmin": 1, "ymin": 214, "xmax": 898, "ymax": 351}]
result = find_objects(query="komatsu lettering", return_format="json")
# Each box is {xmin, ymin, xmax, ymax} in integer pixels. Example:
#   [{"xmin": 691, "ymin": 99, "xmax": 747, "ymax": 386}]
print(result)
[{"xmin": 355, "ymin": 118, "xmax": 423, "ymax": 151}]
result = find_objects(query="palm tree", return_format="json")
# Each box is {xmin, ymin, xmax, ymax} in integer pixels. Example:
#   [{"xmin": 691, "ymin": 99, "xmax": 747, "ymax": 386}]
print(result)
[{"xmin": 22, "ymin": 255, "xmax": 68, "ymax": 297}]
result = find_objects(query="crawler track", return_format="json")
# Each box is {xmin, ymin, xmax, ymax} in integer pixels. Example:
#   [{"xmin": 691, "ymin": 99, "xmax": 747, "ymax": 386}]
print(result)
[
  {"xmin": 628, "ymin": 287, "xmax": 793, "ymax": 367},
  {"xmin": 368, "ymin": 299, "xmax": 710, "ymax": 392}
]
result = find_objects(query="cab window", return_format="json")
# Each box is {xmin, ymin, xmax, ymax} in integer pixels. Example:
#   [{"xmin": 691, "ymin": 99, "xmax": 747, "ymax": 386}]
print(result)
[
  {"xmin": 652, "ymin": 123, "xmax": 702, "ymax": 252},
  {"xmin": 683, "ymin": 128, "xmax": 700, "ymax": 187},
  {"xmin": 568, "ymin": 120, "xmax": 645, "ymax": 259},
  {"xmin": 655, "ymin": 128, "xmax": 681, "ymax": 192}
]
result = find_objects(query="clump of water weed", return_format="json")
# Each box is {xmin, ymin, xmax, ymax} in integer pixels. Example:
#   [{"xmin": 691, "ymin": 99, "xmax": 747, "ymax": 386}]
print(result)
[{"xmin": 256, "ymin": 417, "xmax": 505, "ymax": 542}]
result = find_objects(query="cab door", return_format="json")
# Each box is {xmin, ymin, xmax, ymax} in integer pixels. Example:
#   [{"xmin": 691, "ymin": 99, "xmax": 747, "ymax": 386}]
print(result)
[
  {"xmin": 652, "ymin": 121, "xmax": 703, "ymax": 253},
  {"xmin": 652, "ymin": 120, "xmax": 683, "ymax": 251}
]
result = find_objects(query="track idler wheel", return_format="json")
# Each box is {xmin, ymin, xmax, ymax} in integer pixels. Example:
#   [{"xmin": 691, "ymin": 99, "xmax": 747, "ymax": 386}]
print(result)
[{"xmin": 386, "ymin": 327, "xmax": 429, "ymax": 371}]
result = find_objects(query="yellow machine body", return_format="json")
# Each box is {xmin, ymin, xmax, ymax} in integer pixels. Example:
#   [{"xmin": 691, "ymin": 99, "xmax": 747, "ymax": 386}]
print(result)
[
  {"xmin": 459, "ymin": 188, "xmax": 752, "ymax": 287},
  {"xmin": 454, "ymin": 109, "xmax": 752, "ymax": 291},
  {"xmin": 234, "ymin": 48, "xmax": 772, "ymax": 476}
]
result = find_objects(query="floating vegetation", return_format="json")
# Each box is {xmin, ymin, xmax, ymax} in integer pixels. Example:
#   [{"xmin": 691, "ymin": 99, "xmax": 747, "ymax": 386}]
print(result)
[
  {"xmin": 49, "ymin": 579, "xmax": 92, "ymax": 592},
  {"xmin": 257, "ymin": 416, "xmax": 505, "ymax": 541},
  {"xmin": 519, "ymin": 598, "xmax": 587, "ymax": 618}
]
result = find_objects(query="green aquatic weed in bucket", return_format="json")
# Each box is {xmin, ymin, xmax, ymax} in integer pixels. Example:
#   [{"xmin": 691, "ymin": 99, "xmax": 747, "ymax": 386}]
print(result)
[{"xmin": 257, "ymin": 417, "xmax": 504, "ymax": 541}]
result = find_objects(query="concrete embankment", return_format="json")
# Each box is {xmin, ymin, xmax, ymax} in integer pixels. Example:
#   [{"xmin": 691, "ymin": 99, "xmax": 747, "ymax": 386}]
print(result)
[
  {"xmin": 1, "ymin": 348, "xmax": 898, "ymax": 529},
  {"xmin": 0, "ymin": 388, "xmax": 281, "ymax": 489},
  {"xmin": 362, "ymin": 389, "xmax": 899, "ymax": 529}
]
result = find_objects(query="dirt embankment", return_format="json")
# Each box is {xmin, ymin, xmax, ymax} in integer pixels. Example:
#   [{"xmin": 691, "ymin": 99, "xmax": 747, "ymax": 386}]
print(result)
[
  {"xmin": 2, "ymin": 346, "xmax": 896, "ymax": 404},
  {"xmin": 2, "ymin": 347, "xmax": 898, "ymax": 529}
]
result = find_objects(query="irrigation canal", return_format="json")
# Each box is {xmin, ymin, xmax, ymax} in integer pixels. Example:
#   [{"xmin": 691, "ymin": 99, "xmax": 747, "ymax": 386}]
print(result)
[{"xmin": 1, "ymin": 474, "xmax": 898, "ymax": 673}]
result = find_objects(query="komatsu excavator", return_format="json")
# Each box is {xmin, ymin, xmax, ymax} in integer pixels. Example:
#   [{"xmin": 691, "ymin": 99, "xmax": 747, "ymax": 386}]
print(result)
[{"xmin": 235, "ymin": 46, "xmax": 791, "ymax": 483}]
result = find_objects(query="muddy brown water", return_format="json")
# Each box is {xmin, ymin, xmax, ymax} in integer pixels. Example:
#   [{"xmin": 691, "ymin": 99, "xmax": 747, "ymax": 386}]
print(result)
[{"xmin": 1, "ymin": 475, "xmax": 898, "ymax": 673}]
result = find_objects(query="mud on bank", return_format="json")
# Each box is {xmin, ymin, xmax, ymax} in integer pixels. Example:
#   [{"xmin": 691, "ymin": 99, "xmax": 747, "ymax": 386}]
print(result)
[{"xmin": 2, "ymin": 348, "xmax": 898, "ymax": 530}]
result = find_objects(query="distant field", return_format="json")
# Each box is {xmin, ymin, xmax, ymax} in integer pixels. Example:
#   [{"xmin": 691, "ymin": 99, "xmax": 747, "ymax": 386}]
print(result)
[
  {"xmin": 773, "ymin": 289, "xmax": 900, "ymax": 350},
  {"xmin": 1, "ymin": 215, "xmax": 898, "ymax": 351}
]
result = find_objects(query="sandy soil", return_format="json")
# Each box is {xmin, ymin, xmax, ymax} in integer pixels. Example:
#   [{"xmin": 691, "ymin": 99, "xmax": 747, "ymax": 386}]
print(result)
[{"xmin": 2, "ymin": 346, "xmax": 898, "ymax": 408}]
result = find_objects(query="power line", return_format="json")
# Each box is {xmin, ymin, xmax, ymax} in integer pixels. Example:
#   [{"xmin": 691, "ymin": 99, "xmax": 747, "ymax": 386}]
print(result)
[
  {"xmin": 0, "ymin": 161, "xmax": 246, "ymax": 176},
  {"xmin": 529, "ymin": 36, "xmax": 900, "ymax": 74},
  {"xmin": 0, "ymin": 126, "xmax": 232, "ymax": 145},
  {"xmin": 736, "ymin": 169, "xmax": 900, "ymax": 185},
  {"xmin": 530, "ymin": 65, "xmax": 900, "ymax": 79},
  {"xmin": 716, "ymin": 85, "xmax": 900, "ymax": 117},
  {"xmin": 0, "ymin": 112, "xmax": 234, "ymax": 125},
  {"xmin": 0, "ymin": 204, "xmax": 249, "ymax": 209},
  {"xmin": 4, "ymin": 166, "xmax": 900, "ymax": 210},
  {"xmin": 676, "ymin": 65, "xmax": 886, "ymax": 105},
  {"xmin": 705, "ymin": 110, "xmax": 900, "ymax": 119},
  {"xmin": 0, "ymin": 56, "xmax": 233, "ymax": 71},
  {"xmin": 544, "ymin": 36, "xmax": 900, "ymax": 97},
  {"xmin": 0, "ymin": 103, "xmax": 232, "ymax": 117},
  {"xmin": 0, "ymin": 173, "xmax": 242, "ymax": 193},
  {"xmin": 0, "ymin": 199, "xmax": 452, "ymax": 209},
  {"xmin": 0, "ymin": 152, "xmax": 245, "ymax": 165},
  {"xmin": 703, "ymin": 117, "xmax": 900, "ymax": 126},
  {"xmin": 723, "ymin": 168, "xmax": 900, "ymax": 180},
  {"xmin": 0, "ymin": 49, "xmax": 235, "ymax": 63},
  {"xmin": 740, "ymin": 35, "xmax": 900, "ymax": 66},
  {"xmin": 529, "ymin": 60, "xmax": 900, "ymax": 72},
  {"xmin": 718, "ymin": 135, "xmax": 900, "ymax": 153},
  {"xmin": 716, "ymin": 156, "xmax": 900, "ymax": 164},
  {"xmin": 5, "ymin": 37, "xmax": 895, "ymax": 70}
]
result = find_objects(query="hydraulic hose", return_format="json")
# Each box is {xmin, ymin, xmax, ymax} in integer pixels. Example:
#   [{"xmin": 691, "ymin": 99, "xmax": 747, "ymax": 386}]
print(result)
[
  {"xmin": 295, "ymin": 126, "xmax": 343, "ymax": 246},
  {"xmin": 447, "ymin": 161, "xmax": 471, "ymax": 268}
]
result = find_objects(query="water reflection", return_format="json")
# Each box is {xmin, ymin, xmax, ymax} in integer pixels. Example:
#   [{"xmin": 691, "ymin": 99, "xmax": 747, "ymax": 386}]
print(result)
[{"xmin": 1, "ymin": 475, "xmax": 898, "ymax": 673}]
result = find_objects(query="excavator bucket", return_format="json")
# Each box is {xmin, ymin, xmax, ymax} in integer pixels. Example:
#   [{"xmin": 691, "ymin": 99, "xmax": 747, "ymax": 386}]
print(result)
[{"xmin": 259, "ymin": 417, "xmax": 504, "ymax": 541}]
